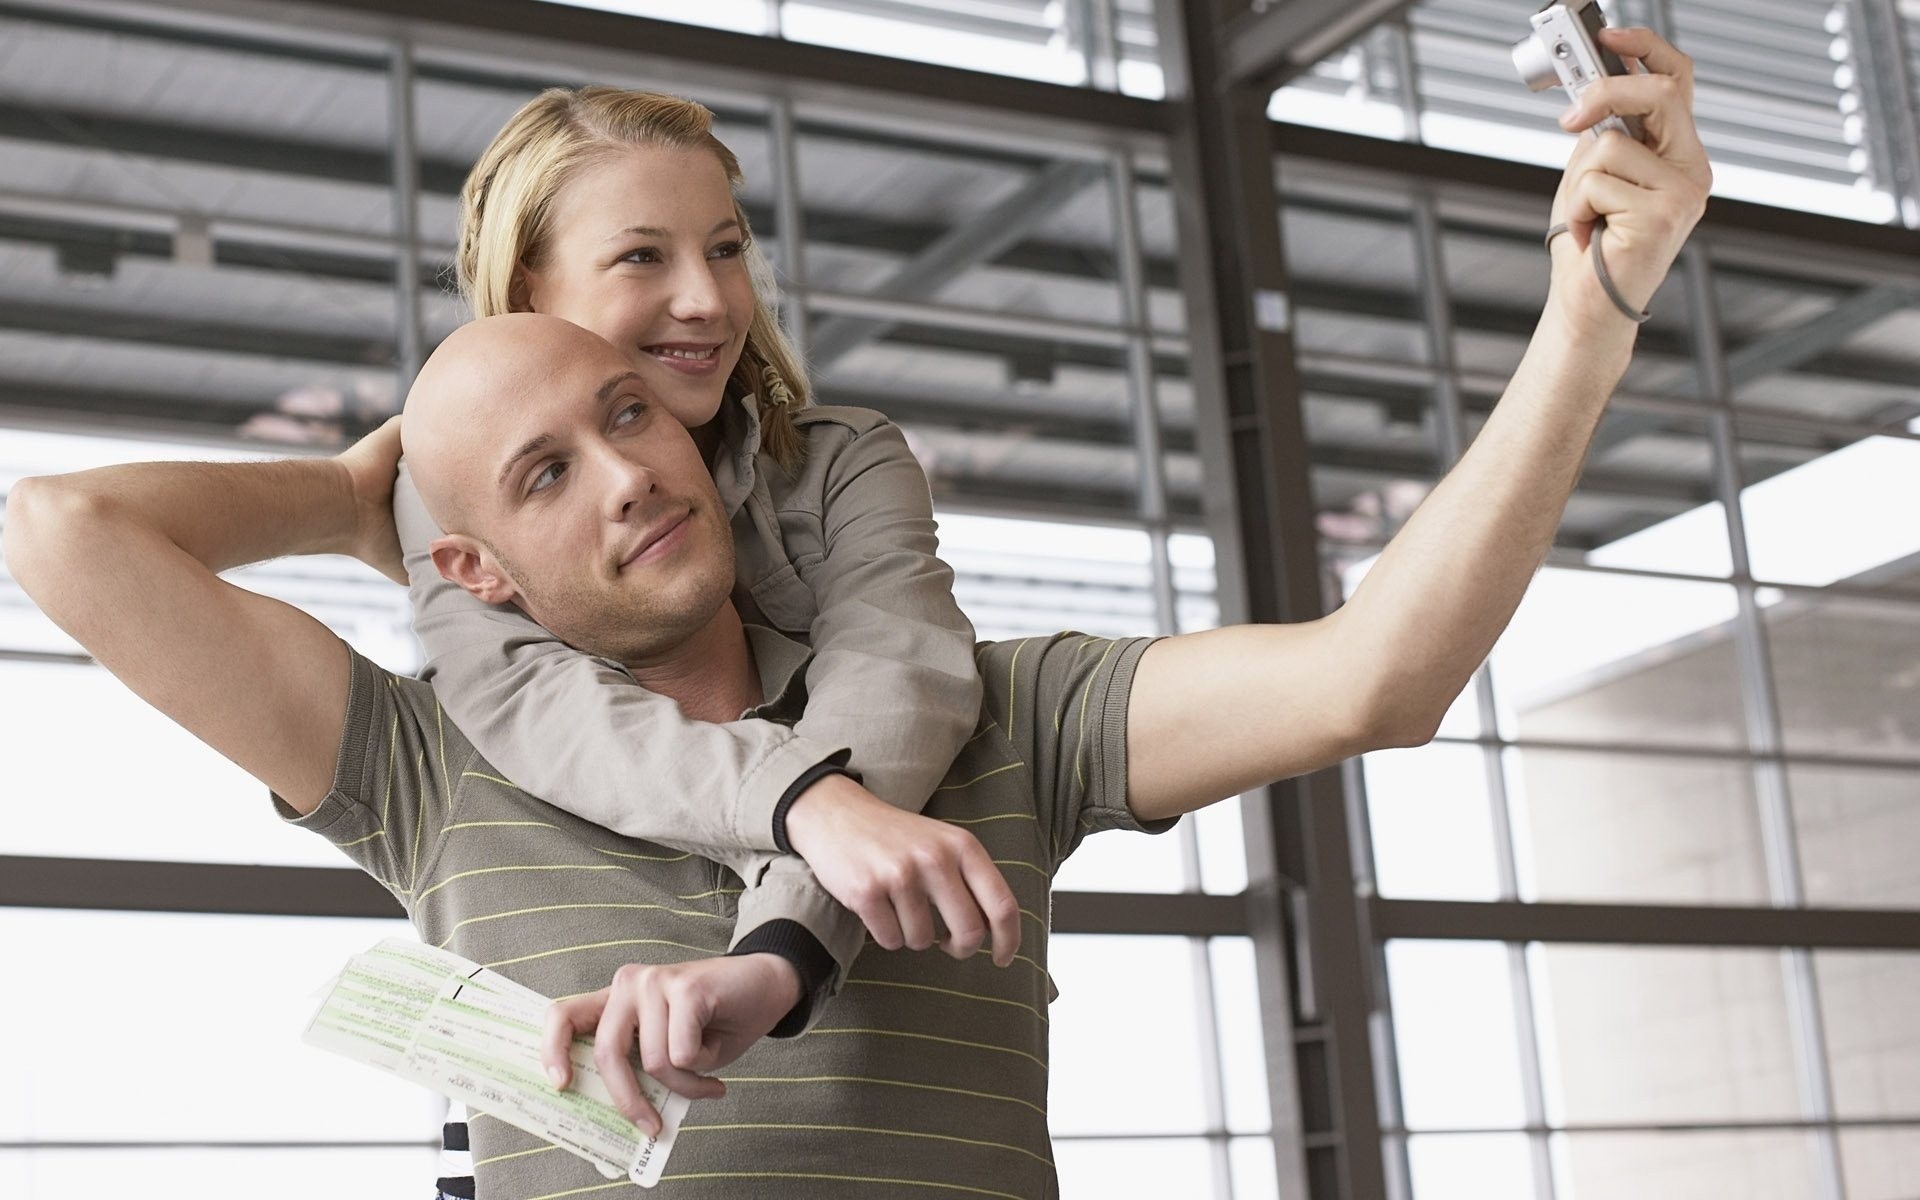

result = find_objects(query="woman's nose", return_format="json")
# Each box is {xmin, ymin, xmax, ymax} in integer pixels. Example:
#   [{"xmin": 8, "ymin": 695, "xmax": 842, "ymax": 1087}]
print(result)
[{"xmin": 667, "ymin": 260, "xmax": 724, "ymax": 322}]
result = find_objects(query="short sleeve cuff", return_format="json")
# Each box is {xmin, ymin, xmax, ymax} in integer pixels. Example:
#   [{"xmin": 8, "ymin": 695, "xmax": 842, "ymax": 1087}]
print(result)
[{"xmin": 1079, "ymin": 636, "xmax": 1180, "ymax": 841}]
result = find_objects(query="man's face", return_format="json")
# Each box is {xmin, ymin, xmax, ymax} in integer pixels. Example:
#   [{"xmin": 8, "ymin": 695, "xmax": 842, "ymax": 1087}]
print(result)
[{"xmin": 414, "ymin": 318, "xmax": 736, "ymax": 664}]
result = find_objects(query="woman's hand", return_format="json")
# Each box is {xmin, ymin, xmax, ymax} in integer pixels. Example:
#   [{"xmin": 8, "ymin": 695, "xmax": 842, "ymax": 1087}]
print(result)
[
  {"xmin": 333, "ymin": 415, "xmax": 406, "ymax": 585},
  {"xmin": 1548, "ymin": 26, "xmax": 1713, "ymax": 327}
]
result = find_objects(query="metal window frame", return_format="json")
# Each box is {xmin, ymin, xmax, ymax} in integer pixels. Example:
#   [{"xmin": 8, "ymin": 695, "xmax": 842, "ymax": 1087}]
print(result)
[{"xmin": 5, "ymin": 1, "xmax": 1920, "ymax": 1197}]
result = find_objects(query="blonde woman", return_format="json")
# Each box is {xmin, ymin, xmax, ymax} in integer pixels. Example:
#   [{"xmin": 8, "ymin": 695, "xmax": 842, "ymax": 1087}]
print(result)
[{"xmin": 390, "ymin": 88, "xmax": 1018, "ymax": 1056}]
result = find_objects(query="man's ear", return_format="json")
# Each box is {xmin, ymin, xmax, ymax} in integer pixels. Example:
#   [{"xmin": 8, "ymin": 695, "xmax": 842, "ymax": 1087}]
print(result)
[{"xmin": 430, "ymin": 534, "xmax": 518, "ymax": 605}]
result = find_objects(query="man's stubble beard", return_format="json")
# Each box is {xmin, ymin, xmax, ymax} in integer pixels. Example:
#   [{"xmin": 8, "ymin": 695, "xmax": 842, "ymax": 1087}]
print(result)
[{"xmin": 481, "ymin": 503, "xmax": 736, "ymax": 663}]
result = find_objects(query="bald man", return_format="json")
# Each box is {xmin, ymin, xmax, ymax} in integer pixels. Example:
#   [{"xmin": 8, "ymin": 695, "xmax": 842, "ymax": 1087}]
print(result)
[{"xmin": 10, "ymin": 81, "xmax": 1709, "ymax": 1183}]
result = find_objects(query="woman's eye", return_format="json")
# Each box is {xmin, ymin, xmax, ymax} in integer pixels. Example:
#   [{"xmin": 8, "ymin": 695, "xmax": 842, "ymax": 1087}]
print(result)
[
  {"xmin": 619, "ymin": 247, "xmax": 661, "ymax": 264},
  {"xmin": 709, "ymin": 240, "xmax": 745, "ymax": 259},
  {"xmin": 614, "ymin": 401, "xmax": 647, "ymax": 426},
  {"xmin": 529, "ymin": 461, "xmax": 567, "ymax": 493}
]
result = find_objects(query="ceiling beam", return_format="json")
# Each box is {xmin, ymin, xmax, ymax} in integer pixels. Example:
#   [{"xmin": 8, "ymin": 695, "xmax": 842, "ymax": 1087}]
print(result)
[
  {"xmin": 1725, "ymin": 284, "xmax": 1920, "ymax": 388},
  {"xmin": 1221, "ymin": 0, "xmax": 1420, "ymax": 91},
  {"xmin": 807, "ymin": 160, "xmax": 1108, "ymax": 367}
]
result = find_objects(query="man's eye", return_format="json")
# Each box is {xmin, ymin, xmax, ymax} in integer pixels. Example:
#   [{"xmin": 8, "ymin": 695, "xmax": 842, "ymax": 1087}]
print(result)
[{"xmin": 529, "ymin": 461, "xmax": 567, "ymax": 493}]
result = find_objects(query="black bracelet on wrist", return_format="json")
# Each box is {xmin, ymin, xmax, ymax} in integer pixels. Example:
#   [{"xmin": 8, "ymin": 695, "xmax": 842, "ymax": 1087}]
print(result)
[{"xmin": 770, "ymin": 755, "xmax": 859, "ymax": 853}]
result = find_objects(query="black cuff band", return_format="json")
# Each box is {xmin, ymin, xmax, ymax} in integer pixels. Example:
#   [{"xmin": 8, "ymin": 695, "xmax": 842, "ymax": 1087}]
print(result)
[
  {"xmin": 770, "ymin": 754, "xmax": 859, "ymax": 854},
  {"xmin": 728, "ymin": 918, "xmax": 837, "ymax": 1038}
]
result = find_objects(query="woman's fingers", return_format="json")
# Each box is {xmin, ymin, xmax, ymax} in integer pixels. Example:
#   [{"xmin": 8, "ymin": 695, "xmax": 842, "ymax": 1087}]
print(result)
[{"xmin": 1596, "ymin": 25, "xmax": 1694, "ymax": 81}]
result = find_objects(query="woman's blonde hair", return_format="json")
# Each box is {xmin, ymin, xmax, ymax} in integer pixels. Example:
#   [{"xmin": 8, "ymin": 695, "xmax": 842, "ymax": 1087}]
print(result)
[{"xmin": 455, "ymin": 86, "xmax": 808, "ymax": 470}]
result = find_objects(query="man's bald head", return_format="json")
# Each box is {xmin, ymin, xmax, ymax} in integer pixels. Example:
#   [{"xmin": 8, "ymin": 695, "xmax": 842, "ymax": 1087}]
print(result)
[
  {"xmin": 404, "ymin": 313, "xmax": 632, "ymax": 535},
  {"xmin": 400, "ymin": 311, "xmax": 737, "ymax": 668}
]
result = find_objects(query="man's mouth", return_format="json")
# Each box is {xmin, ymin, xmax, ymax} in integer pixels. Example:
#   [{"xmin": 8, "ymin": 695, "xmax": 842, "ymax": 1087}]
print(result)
[{"xmin": 618, "ymin": 508, "xmax": 693, "ymax": 570}]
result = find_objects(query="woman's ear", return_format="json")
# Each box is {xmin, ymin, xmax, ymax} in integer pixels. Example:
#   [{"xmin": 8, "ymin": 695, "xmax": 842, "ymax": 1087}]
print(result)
[
  {"xmin": 430, "ymin": 534, "xmax": 518, "ymax": 606},
  {"xmin": 507, "ymin": 263, "xmax": 535, "ymax": 314}
]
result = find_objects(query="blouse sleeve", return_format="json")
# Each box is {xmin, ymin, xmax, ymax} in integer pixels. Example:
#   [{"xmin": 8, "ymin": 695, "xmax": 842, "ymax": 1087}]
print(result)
[{"xmin": 781, "ymin": 418, "xmax": 983, "ymax": 829}]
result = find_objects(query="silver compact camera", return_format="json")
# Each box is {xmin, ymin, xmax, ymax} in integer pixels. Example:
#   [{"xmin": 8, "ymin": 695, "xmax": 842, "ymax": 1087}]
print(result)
[{"xmin": 1512, "ymin": 0, "xmax": 1645, "ymax": 141}]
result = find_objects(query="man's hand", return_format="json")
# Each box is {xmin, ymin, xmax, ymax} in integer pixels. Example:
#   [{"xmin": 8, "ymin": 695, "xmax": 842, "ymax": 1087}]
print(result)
[
  {"xmin": 333, "ymin": 415, "xmax": 405, "ymax": 585},
  {"xmin": 1548, "ymin": 26, "xmax": 1712, "ymax": 326},
  {"xmin": 541, "ymin": 954, "xmax": 799, "ymax": 1135},
  {"xmin": 784, "ymin": 773, "xmax": 1020, "ymax": 967}
]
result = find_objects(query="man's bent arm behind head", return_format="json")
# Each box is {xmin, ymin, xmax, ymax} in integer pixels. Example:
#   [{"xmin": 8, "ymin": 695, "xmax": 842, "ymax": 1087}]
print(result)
[{"xmin": 3, "ymin": 445, "xmax": 380, "ymax": 815}]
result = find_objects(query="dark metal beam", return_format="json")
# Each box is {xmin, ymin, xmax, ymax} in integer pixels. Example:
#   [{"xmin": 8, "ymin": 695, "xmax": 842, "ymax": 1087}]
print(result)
[
  {"xmin": 0, "ymin": 854, "xmax": 1245, "ymax": 935},
  {"xmin": 1372, "ymin": 898, "xmax": 1920, "ymax": 952},
  {"xmin": 0, "ymin": 855, "xmax": 404, "ymax": 919},
  {"xmin": 1222, "ymin": 0, "xmax": 1421, "ymax": 91},
  {"xmin": 1158, "ymin": 0, "xmax": 1369, "ymax": 1190}
]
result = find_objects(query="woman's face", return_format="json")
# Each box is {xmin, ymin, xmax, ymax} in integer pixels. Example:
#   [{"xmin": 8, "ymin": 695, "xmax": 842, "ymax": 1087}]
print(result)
[{"xmin": 519, "ymin": 143, "xmax": 757, "ymax": 432}]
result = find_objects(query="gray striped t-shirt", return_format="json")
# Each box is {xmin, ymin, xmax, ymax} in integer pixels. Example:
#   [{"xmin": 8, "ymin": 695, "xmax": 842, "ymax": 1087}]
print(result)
[{"xmin": 279, "ymin": 625, "xmax": 1172, "ymax": 1199}]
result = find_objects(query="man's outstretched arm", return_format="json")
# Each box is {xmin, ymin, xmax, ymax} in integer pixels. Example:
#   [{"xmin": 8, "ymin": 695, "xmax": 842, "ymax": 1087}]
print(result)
[
  {"xmin": 2, "ymin": 419, "xmax": 406, "ymax": 816},
  {"xmin": 1127, "ymin": 27, "xmax": 1712, "ymax": 824}
]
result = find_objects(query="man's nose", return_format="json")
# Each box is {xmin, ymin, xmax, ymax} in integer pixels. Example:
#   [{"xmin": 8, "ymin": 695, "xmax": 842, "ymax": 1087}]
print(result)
[{"xmin": 599, "ymin": 449, "xmax": 662, "ymax": 522}]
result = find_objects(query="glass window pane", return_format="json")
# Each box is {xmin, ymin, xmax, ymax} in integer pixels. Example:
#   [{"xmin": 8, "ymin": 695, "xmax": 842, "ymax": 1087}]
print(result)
[
  {"xmin": 1765, "ymin": 593, "xmax": 1920, "ymax": 762},
  {"xmin": 1839, "ymin": 1126, "xmax": 1920, "ymax": 1200},
  {"xmin": 1048, "ymin": 936, "xmax": 1211, "ymax": 1137},
  {"xmin": 0, "ymin": 10, "xmax": 399, "ymax": 448},
  {"xmin": 1228, "ymin": 1135, "xmax": 1281, "ymax": 1199},
  {"xmin": 1168, "ymin": 530, "xmax": 1217, "ymax": 634},
  {"xmin": 1714, "ymin": 265, "xmax": 1920, "ymax": 425},
  {"xmin": 1386, "ymin": 941, "xmax": 1527, "ymax": 1130},
  {"xmin": 1815, "ymin": 951, "xmax": 1920, "ymax": 1120},
  {"xmin": 796, "ymin": 123, "xmax": 1121, "ymax": 326},
  {"xmin": 543, "ymin": 0, "xmax": 765, "ymax": 34},
  {"xmin": 1269, "ymin": 25, "xmax": 1412, "ymax": 140},
  {"xmin": 1792, "ymin": 762, "xmax": 1920, "ymax": 908},
  {"xmin": 1530, "ymin": 945, "xmax": 1802, "ymax": 1126},
  {"xmin": 0, "ymin": 1147, "xmax": 440, "ymax": 1200},
  {"xmin": 1364, "ymin": 744, "xmax": 1501, "ymax": 902},
  {"xmin": 784, "ymin": 4, "xmax": 1089, "ymax": 85},
  {"xmin": 1505, "ymin": 746, "xmax": 1769, "ymax": 907},
  {"xmin": 0, "ymin": 910, "xmax": 435, "ymax": 1143},
  {"xmin": 1567, "ymin": 409, "xmax": 1729, "ymax": 576},
  {"xmin": 1548, "ymin": 1129, "xmax": 1823, "ymax": 1200},
  {"xmin": 1407, "ymin": 1132, "xmax": 1534, "ymax": 1200},
  {"xmin": 847, "ymin": 329, "xmax": 1144, "ymax": 519},
  {"xmin": 1193, "ymin": 799, "xmax": 1248, "ymax": 896},
  {"xmin": 0, "ymin": 659, "xmax": 348, "ymax": 867},
  {"xmin": 1489, "ymin": 570, "xmax": 1748, "ymax": 751},
  {"xmin": 935, "ymin": 512, "xmax": 1159, "ymax": 641},
  {"xmin": 1054, "ymin": 1135, "xmax": 1215, "ymax": 1198},
  {"xmin": 1286, "ymin": 201, "xmax": 1428, "ymax": 368},
  {"xmin": 1736, "ymin": 425, "xmax": 1920, "ymax": 599},
  {"xmin": 1208, "ymin": 938, "xmax": 1272, "ymax": 1135}
]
